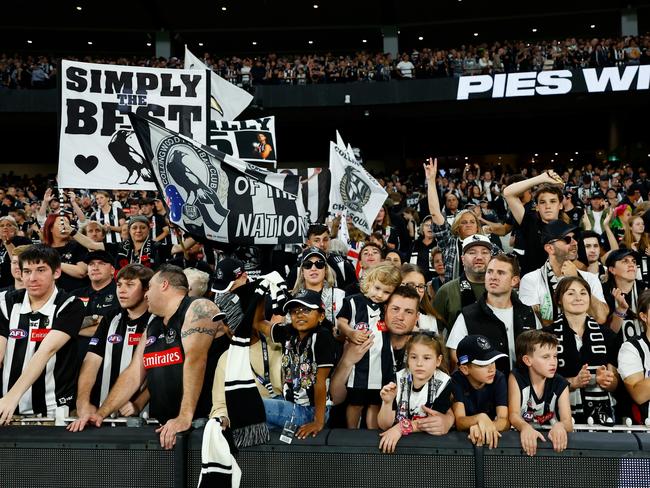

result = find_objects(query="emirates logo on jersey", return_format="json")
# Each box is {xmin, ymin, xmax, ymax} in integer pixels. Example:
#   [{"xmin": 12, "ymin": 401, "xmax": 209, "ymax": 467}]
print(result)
[
  {"xmin": 143, "ymin": 346, "xmax": 183, "ymax": 369},
  {"xmin": 128, "ymin": 333, "xmax": 142, "ymax": 346},
  {"xmin": 30, "ymin": 329, "xmax": 50, "ymax": 342}
]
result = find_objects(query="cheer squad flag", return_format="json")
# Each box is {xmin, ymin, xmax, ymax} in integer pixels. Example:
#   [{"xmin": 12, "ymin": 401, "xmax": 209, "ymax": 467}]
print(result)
[
  {"xmin": 328, "ymin": 135, "xmax": 386, "ymax": 235},
  {"xmin": 129, "ymin": 114, "xmax": 308, "ymax": 245},
  {"xmin": 281, "ymin": 168, "xmax": 330, "ymax": 224}
]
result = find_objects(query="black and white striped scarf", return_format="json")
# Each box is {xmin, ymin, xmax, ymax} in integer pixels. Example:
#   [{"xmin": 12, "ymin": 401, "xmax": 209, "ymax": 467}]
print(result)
[
  {"xmin": 197, "ymin": 418, "xmax": 241, "ymax": 488},
  {"xmin": 224, "ymin": 280, "xmax": 271, "ymax": 448}
]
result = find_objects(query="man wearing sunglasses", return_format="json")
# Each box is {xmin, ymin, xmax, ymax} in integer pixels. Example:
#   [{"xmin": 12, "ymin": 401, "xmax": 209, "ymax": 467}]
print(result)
[{"xmin": 519, "ymin": 220, "xmax": 608, "ymax": 326}]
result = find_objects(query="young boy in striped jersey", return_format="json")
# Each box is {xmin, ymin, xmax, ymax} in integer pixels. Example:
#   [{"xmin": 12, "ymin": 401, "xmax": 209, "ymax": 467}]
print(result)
[{"xmin": 71, "ymin": 264, "xmax": 154, "ymax": 420}]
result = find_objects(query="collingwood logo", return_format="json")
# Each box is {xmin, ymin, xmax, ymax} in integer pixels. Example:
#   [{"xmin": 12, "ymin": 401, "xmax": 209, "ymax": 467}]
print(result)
[
  {"xmin": 340, "ymin": 166, "xmax": 371, "ymax": 212},
  {"xmin": 156, "ymin": 135, "xmax": 230, "ymax": 232}
]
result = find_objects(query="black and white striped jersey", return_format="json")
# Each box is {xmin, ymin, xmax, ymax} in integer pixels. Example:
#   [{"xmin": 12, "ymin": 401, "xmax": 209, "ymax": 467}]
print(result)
[
  {"xmin": 0, "ymin": 288, "xmax": 84, "ymax": 415},
  {"xmin": 86, "ymin": 309, "xmax": 153, "ymax": 406},
  {"xmin": 337, "ymin": 293, "xmax": 392, "ymax": 390}
]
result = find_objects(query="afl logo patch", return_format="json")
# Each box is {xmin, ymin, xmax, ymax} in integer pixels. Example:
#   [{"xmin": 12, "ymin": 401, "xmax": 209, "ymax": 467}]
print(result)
[
  {"xmin": 107, "ymin": 334, "xmax": 123, "ymax": 344},
  {"xmin": 9, "ymin": 329, "xmax": 27, "ymax": 339},
  {"xmin": 146, "ymin": 335, "xmax": 157, "ymax": 347}
]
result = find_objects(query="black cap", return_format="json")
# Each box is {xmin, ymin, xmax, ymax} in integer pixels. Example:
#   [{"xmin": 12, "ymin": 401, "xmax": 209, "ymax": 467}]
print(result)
[
  {"xmin": 83, "ymin": 250, "xmax": 115, "ymax": 266},
  {"xmin": 541, "ymin": 220, "xmax": 578, "ymax": 245},
  {"xmin": 605, "ymin": 248, "xmax": 638, "ymax": 268},
  {"xmin": 591, "ymin": 190, "xmax": 605, "ymax": 199},
  {"xmin": 301, "ymin": 246, "xmax": 327, "ymax": 265},
  {"xmin": 457, "ymin": 335, "xmax": 508, "ymax": 366},
  {"xmin": 282, "ymin": 290, "xmax": 325, "ymax": 313},
  {"xmin": 211, "ymin": 258, "xmax": 246, "ymax": 292}
]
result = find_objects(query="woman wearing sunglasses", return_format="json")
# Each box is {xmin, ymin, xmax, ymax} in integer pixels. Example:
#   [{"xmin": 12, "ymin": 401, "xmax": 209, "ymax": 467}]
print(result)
[
  {"xmin": 400, "ymin": 263, "xmax": 444, "ymax": 334},
  {"xmin": 291, "ymin": 247, "xmax": 346, "ymax": 331}
]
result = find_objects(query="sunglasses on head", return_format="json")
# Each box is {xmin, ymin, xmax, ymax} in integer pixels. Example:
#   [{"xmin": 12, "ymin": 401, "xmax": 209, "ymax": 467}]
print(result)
[
  {"xmin": 302, "ymin": 259, "xmax": 326, "ymax": 270},
  {"xmin": 549, "ymin": 234, "xmax": 574, "ymax": 245}
]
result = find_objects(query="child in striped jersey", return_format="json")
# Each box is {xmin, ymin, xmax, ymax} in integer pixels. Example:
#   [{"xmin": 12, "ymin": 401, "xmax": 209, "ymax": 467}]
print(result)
[
  {"xmin": 378, "ymin": 331, "xmax": 452, "ymax": 453},
  {"xmin": 336, "ymin": 263, "xmax": 402, "ymax": 429}
]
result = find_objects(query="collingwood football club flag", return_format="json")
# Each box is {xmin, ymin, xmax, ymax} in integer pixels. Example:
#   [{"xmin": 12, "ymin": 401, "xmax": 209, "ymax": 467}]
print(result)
[
  {"xmin": 282, "ymin": 168, "xmax": 331, "ymax": 224},
  {"xmin": 328, "ymin": 133, "xmax": 386, "ymax": 234},
  {"xmin": 185, "ymin": 46, "xmax": 254, "ymax": 121},
  {"xmin": 129, "ymin": 114, "xmax": 308, "ymax": 245}
]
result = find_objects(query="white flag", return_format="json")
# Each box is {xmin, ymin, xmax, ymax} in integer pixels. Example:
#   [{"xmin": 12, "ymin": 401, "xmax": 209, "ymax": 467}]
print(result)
[
  {"xmin": 185, "ymin": 46, "xmax": 253, "ymax": 121},
  {"xmin": 328, "ymin": 139, "xmax": 387, "ymax": 235}
]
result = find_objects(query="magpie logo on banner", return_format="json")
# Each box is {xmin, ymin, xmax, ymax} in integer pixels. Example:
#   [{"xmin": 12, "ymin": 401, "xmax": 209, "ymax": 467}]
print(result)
[
  {"xmin": 130, "ymin": 114, "xmax": 307, "ymax": 245},
  {"xmin": 328, "ymin": 132, "xmax": 386, "ymax": 234}
]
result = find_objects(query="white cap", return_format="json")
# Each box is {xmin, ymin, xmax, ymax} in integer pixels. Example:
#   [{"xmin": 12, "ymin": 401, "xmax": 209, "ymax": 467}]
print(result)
[{"xmin": 461, "ymin": 234, "xmax": 493, "ymax": 253}]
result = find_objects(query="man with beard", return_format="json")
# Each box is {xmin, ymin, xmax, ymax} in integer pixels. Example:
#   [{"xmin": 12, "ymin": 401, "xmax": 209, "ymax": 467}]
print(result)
[
  {"xmin": 329, "ymin": 285, "xmax": 455, "ymax": 435},
  {"xmin": 432, "ymin": 235, "xmax": 492, "ymax": 333},
  {"xmin": 519, "ymin": 220, "xmax": 608, "ymax": 326}
]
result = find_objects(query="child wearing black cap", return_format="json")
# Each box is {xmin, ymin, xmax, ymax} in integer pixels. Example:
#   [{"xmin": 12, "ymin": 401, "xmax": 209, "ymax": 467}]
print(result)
[
  {"xmin": 258, "ymin": 289, "xmax": 337, "ymax": 439},
  {"xmin": 451, "ymin": 335, "xmax": 510, "ymax": 448}
]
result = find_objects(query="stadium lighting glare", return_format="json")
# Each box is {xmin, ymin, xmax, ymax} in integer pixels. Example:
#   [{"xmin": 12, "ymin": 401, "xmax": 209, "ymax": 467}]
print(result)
[
  {"xmin": 308, "ymin": 40, "xmax": 314, "ymax": 45},
  {"xmin": 313, "ymin": 4, "xmax": 318, "ymax": 8},
  {"xmin": 554, "ymin": 152, "xmax": 558, "ymax": 155},
  {"xmin": 551, "ymin": 159, "xmax": 555, "ymax": 163},
  {"xmin": 252, "ymin": 41, "xmax": 257, "ymax": 45},
  {"xmin": 575, "ymin": 151, "xmax": 579, "ymax": 154},
  {"xmin": 590, "ymin": 24, "xmax": 596, "ymax": 29},
  {"xmin": 27, "ymin": 40, "xmax": 32, "ymax": 44},
  {"xmin": 534, "ymin": 153, "xmax": 539, "ymax": 157},
  {"xmin": 146, "ymin": 42, "xmax": 152, "ymax": 47},
  {"xmin": 198, "ymin": 42, "xmax": 204, "ymax": 46},
  {"xmin": 87, "ymin": 41, "xmax": 93, "ymax": 45},
  {"xmin": 570, "ymin": 158, "xmax": 574, "ymax": 161},
  {"xmin": 362, "ymin": 39, "xmax": 367, "ymax": 43},
  {"xmin": 418, "ymin": 36, "xmax": 424, "ymax": 41},
  {"xmin": 464, "ymin": 156, "xmax": 469, "ymax": 160},
  {"xmin": 221, "ymin": 6, "xmax": 227, "ymax": 11},
  {"xmin": 473, "ymin": 32, "xmax": 478, "ymax": 37},
  {"xmin": 532, "ymin": 28, "xmax": 537, "ymax": 33},
  {"xmin": 76, "ymin": 6, "xmax": 82, "ymax": 11}
]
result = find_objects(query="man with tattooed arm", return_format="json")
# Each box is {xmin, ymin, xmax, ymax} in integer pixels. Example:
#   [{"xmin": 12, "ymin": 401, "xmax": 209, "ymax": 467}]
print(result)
[{"xmin": 68, "ymin": 264, "xmax": 228, "ymax": 449}]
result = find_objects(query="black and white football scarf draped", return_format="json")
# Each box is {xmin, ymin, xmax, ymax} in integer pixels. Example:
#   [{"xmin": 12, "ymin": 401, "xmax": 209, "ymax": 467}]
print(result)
[
  {"xmin": 552, "ymin": 315, "xmax": 614, "ymax": 425},
  {"xmin": 223, "ymin": 279, "xmax": 271, "ymax": 448},
  {"xmin": 197, "ymin": 418, "xmax": 241, "ymax": 488}
]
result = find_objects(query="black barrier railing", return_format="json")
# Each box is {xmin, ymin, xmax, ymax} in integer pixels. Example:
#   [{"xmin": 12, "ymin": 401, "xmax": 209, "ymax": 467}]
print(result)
[{"xmin": 2, "ymin": 427, "xmax": 650, "ymax": 488}]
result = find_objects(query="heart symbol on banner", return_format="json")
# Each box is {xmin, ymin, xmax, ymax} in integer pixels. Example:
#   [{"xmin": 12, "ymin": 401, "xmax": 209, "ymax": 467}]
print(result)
[{"xmin": 74, "ymin": 155, "xmax": 99, "ymax": 174}]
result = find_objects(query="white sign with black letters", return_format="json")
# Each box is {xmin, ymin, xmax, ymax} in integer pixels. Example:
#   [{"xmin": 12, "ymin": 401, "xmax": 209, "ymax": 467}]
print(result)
[{"xmin": 58, "ymin": 60, "xmax": 208, "ymax": 190}]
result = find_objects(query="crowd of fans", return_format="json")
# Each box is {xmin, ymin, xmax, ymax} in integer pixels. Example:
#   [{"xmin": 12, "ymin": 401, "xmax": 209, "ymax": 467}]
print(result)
[
  {"xmin": 0, "ymin": 155, "xmax": 650, "ymax": 457},
  {"xmin": 3, "ymin": 34, "xmax": 650, "ymax": 89}
]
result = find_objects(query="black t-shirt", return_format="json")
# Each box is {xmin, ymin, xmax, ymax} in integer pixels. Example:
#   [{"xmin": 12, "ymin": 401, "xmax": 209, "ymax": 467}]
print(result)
[
  {"xmin": 0, "ymin": 236, "xmax": 31, "ymax": 288},
  {"xmin": 71, "ymin": 281, "xmax": 120, "ymax": 318},
  {"xmin": 52, "ymin": 241, "xmax": 89, "ymax": 291},
  {"xmin": 519, "ymin": 210, "xmax": 549, "ymax": 275},
  {"xmin": 451, "ymin": 369, "xmax": 508, "ymax": 419}
]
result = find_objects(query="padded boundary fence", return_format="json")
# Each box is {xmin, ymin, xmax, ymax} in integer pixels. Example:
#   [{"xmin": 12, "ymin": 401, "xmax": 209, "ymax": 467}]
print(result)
[{"xmin": 1, "ymin": 427, "xmax": 650, "ymax": 487}]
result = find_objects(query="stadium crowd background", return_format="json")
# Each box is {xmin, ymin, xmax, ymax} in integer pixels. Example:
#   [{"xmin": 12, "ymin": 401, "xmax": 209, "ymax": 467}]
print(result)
[{"xmin": 3, "ymin": 34, "xmax": 650, "ymax": 89}]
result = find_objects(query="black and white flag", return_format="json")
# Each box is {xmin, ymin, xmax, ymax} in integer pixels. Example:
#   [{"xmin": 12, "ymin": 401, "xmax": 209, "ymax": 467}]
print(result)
[
  {"xmin": 130, "ymin": 114, "xmax": 307, "ymax": 245},
  {"xmin": 329, "ymin": 134, "xmax": 386, "ymax": 234},
  {"xmin": 281, "ymin": 168, "xmax": 331, "ymax": 224},
  {"xmin": 210, "ymin": 117, "xmax": 278, "ymax": 169},
  {"xmin": 58, "ymin": 59, "xmax": 208, "ymax": 190}
]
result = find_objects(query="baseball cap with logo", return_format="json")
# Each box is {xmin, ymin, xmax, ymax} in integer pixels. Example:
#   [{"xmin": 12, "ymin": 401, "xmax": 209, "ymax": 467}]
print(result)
[
  {"xmin": 282, "ymin": 289, "xmax": 325, "ymax": 313},
  {"xmin": 461, "ymin": 234, "xmax": 493, "ymax": 254},
  {"xmin": 457, "ymin": 334, "xmax": 508, "ymax": 366},
  {"xmin": 211, "ymin": 258, "xmax": 245, "ymax": 293},
  {"xmin": 541, "ymin": 220, "xmax": 577, "ymax": 245}
]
